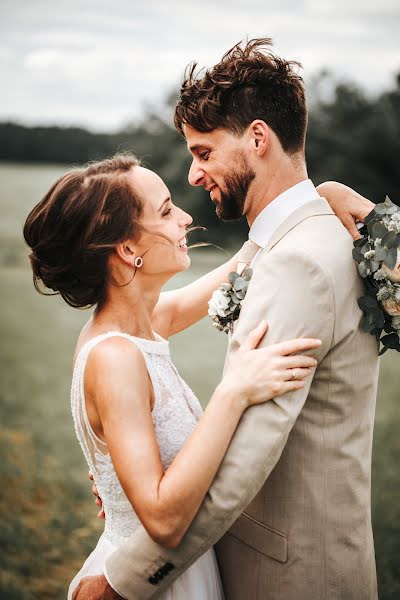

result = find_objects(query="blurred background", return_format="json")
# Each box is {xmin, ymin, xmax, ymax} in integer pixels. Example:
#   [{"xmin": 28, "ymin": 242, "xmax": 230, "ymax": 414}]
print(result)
[{"xmin": 0, "ymin": 1, "xmax": 399, "ymax": 598}]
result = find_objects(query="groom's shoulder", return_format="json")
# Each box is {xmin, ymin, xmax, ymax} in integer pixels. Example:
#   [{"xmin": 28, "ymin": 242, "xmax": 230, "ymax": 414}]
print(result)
[{"xmin": 261, "ymin": 209, "xmax": 357, "ymax": 284}]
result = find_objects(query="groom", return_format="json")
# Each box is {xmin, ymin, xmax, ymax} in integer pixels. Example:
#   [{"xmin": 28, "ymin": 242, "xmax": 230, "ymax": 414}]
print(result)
[{"xmin": 77, "ymin": 39, "xmax": 379, "ymax": 599}]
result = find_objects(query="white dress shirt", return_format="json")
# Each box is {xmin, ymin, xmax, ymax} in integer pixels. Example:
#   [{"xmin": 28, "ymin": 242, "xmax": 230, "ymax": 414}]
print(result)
[{"xmin": 249, "ymin": 179, "xmax": 320, "ymax": 269}]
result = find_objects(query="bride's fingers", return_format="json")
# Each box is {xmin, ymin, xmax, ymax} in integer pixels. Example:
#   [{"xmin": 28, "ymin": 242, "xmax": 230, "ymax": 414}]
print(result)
[
  {"xmin": 282, "ymin": 367, "xmax": 313, "ymax": 381},
  {"xmin": 274, "ymin": 337, "xmax": 321, "ymax": 357},
  {"xmin": 281, "ymin": 379, "xmax": 307, "ymax": 392},
  {"xmin": 240, "ymin": 320, "xmax": 268, "ymax": 352},
  {"xmin": 280, "ymin": 355, "xmax": 318, "ymax": 369}
]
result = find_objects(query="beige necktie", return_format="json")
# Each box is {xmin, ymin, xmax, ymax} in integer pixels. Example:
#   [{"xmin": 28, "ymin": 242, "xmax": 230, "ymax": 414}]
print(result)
[{"xmin": 237, "ymin": 239, "xmax": 261, "ymax": 275}]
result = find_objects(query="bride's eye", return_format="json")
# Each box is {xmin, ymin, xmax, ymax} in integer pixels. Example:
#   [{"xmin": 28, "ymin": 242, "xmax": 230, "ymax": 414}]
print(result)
[{"xmin": 162, "ymin": 208, "xmax": 172, "ymax": 217}]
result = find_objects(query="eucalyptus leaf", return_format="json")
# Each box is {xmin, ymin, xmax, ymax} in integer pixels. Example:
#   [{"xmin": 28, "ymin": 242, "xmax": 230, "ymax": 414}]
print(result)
[
  {"xmin": 360, "ymin": 315, "xmax": 374, "ymax": 332},
  {"xmin": 383, "ymin": 247, "xmax": 397, "ymax": 270},
  {"xmin": 381, "ymin": 230, "xmax": 398, "ymax": 249},
  {"xmin": 358, "ymin": 261, "xmax": 370, "ymax": 278},
  {"xmin": 372, "ymin": 221, "xmax": 388, "ymax": 239},
  {"xmin": 358, "ymin": 295, "xmax": 378, "ymax": 311},
  {"xmin": 242, "ymin": 268, "xmax": 253, "ymax": 281},
  {"xmin": 369, "ymin": 260, "xmax": 380, "ymax": 272},
  {"xmin": 381, "ymin": 332, "xmax": 400, "ymax": 349},
  {"xmin": 364, "ymin": 209, "xmax": 377, "ymax": 226},
  {"xmin": 228, "ymin": 272, "xmax": 239, "ymax": 285},
  {"xmin": 233, "ymin": 277, "xmax": 247, "ymax": 291},
  {"xmin": 374, "ymin": 203, "xmax": 390, "ymax": 215},
  {"xmin": 352, "ymin": 247, "xmax": 363, "ymax": 263},
  {"xmin": 374, "ymin": 244, "xmax": 387, "ymax": 262}
]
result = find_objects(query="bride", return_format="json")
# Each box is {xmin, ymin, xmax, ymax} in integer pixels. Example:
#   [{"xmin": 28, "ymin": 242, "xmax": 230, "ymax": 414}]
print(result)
[{"xmin": 23, "ymin": 153, "xmax": 361, "ymax": 599}]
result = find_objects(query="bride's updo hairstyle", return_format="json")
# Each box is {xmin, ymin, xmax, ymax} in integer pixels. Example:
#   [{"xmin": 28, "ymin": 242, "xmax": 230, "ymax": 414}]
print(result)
[{"xmin": 23, "ymin": 154, "xmax": 143, "ymax": 309}]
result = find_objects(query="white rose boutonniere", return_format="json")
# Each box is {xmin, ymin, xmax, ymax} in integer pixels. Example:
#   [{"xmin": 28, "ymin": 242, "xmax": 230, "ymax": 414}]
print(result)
[{"xmin": 208, "ymin": 268, "xmax": 253, "ymax": 333}]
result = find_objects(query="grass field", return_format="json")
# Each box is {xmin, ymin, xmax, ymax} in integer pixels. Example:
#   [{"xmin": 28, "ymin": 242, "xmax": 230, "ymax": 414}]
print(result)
[{"xmin": 0, "ymin": 163, "xmax": 399, "ymax": 599}]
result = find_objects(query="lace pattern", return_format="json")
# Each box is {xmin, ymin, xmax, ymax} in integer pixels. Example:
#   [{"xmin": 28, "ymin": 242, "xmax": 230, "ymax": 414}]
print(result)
[{"xmin": 70, "ymin": 331, "xmax": 203, "ymax": 547}]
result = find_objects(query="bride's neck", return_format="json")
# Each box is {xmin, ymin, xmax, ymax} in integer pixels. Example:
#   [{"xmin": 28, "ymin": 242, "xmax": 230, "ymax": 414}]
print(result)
[{"xmin": 93, "ymin": 280, "xmax": 161, "ymax": 340}]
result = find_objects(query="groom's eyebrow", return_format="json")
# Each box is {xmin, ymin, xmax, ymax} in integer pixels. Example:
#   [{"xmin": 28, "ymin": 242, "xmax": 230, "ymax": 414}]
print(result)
[{"xmin": 158, "ymin": 197, "xmax": 171, "ymax": 212}]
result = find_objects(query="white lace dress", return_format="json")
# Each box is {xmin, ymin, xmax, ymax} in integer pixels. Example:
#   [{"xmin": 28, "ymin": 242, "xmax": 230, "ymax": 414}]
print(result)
[{"xmin": 68, "ymin": 331, "xmax": 224, "ymax": 599}]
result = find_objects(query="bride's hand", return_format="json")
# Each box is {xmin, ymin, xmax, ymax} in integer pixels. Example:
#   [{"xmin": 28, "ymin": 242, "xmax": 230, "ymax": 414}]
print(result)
[
  {"xmin": 317, "ymin": 181, "xmax": 375, "ymax": 240},
  {"xmin": 222, "ymin": 321, "xmax": 321, "ymax": 409},
  {"xmin": 88, "ymin": 471, "xmax": 105, "ymax": 520}
]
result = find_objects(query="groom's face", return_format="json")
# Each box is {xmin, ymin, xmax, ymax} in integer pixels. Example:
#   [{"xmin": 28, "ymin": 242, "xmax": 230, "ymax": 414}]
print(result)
[{"xmin": 184, "ymin": 125, "xmax": 255, "ymax": 221}]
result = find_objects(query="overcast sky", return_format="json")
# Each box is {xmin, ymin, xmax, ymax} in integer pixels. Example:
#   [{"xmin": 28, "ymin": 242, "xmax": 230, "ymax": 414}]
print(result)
[{"xmin": 1, "ymin": 0, "xmax": 399, "ymax": 132}]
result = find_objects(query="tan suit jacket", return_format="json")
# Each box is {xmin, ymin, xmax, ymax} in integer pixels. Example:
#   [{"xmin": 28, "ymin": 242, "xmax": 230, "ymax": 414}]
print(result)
[{"xmin": 105, "ymin": 198, "xmax": 379, "ymax": 599}]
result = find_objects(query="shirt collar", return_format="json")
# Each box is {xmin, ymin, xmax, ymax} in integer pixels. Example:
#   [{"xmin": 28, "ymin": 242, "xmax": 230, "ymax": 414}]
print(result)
[{"xmin": 249, "ymin": 179, "xmax": 320, "ymax": 249}]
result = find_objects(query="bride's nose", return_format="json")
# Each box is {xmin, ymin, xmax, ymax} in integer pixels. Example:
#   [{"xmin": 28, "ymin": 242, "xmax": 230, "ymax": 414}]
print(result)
[{"xmin": 180, "ymin": 209, "xmax": 193, "ymax": 227}]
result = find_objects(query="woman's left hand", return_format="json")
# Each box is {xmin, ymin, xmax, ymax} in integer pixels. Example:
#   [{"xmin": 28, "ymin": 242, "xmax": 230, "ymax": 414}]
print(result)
[{"xmin": 317, "ymin": 181, "xmax": 375, "ymax": 240}]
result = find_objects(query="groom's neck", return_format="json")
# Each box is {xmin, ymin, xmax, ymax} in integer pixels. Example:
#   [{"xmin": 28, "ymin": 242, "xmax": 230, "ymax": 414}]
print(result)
[{"xmin": 245, "ymin": 158, "xmax": 308, "ymax": 227}]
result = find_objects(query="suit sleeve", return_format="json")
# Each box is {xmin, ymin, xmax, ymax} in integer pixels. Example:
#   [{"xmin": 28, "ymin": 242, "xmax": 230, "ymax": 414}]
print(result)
[{"xmin": 105, "ymin": 248, "xmax": 335, "ymax": 599}]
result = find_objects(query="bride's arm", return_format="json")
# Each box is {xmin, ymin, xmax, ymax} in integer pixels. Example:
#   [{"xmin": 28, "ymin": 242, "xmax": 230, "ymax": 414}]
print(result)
[
  {"xmin": 86, "ymin": 330, "xmax": 319, "ymax": 549},
  {"xmin": 152, "ymin": 249, "xmax": 239, "ymax": 338},
  {"xmin": 317, "ymin": 181, "xmax": 374, "ymax": 238}
]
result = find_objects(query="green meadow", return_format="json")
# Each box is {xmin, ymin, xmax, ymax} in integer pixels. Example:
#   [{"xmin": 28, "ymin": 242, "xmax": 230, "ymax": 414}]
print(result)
[{"xmin": 0, "ymin": 163, "xmax": 398, "ymax": 599}]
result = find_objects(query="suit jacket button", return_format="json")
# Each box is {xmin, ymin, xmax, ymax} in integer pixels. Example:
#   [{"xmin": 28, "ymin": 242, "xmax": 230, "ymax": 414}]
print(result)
[
  {"xmin": 165, "ymin": 562, "xmax": 175, "ymax": 571},
  {"xmin": 148, "ymin": 575, "xmax": 159, "ymax": 585}
]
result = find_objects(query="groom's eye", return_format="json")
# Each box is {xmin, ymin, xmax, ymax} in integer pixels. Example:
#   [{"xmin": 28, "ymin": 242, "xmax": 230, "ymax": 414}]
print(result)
[{"xmin": 199, "ymin": 150, "xmax": 210, "ymax": 160}]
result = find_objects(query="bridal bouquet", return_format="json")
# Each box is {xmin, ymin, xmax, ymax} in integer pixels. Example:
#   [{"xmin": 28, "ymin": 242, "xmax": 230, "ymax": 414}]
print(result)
[
  {"xmin": 353, "ymin": 196, "xmax": 400, "ymax": 354},
  {"xmin": 208, "ymin": 268, "xmax": 253, "ymax": 333}
]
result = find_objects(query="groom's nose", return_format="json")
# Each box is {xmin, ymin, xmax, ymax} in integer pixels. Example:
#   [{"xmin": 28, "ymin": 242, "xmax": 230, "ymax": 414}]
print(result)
[{"xmin": 188, "ymin": 159, "xmax": 204, "ymax": 187}]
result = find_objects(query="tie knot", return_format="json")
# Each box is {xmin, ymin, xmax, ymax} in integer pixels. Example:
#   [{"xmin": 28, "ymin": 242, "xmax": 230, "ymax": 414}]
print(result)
[{"xmin": 237, "ymin": 239, "xmax": 260, "ymax": 274}]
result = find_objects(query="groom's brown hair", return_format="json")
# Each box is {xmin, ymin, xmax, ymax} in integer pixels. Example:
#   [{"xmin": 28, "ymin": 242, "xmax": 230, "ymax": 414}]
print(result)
[{"xmin": 174, "ymin": 38, "xmax": 307, "ymax": 155}]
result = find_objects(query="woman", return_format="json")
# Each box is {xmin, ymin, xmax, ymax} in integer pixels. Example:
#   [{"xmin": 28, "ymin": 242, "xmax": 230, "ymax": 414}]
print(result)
[{"xmin": 23, "ymin": 154, "xmax": 366, "ymax": 599}]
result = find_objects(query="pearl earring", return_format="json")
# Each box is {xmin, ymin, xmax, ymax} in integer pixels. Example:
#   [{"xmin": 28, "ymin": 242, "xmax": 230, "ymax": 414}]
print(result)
[{"xmin": 134, "ymin": 256, "xmax": 143, "ymax": 268}]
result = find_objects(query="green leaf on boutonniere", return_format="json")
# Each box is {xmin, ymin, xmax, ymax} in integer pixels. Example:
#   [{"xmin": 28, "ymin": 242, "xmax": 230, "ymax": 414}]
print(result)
[{"xmin": 228, "ymin": 271, "xmax": 239, "ymax": 285}]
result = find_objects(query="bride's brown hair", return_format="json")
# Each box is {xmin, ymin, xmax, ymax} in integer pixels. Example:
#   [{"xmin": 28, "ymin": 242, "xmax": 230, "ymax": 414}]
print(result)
[
  {"xmin": 174, "ymin": 38, "xmax": 307, "ymax": 155},
  {"xmin": 23, "ymin": 154, "xmax": 144, "ymax": 309}
]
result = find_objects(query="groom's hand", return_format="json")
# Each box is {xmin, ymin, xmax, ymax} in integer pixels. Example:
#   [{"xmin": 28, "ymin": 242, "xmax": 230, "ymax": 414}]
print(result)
[
  {"xmin": 89, "ymin": 470, "xmax": 105, "ymax": 520},
  {"xmin": 72, "ymin": 575, "xmax": 123, "ymax": 600}
]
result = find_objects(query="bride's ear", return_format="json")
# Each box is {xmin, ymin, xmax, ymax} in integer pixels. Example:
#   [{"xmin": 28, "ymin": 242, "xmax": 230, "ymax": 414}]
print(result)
[{"xmin": 114, "ymin": 241, "xmax": 137, "ymax": 267}]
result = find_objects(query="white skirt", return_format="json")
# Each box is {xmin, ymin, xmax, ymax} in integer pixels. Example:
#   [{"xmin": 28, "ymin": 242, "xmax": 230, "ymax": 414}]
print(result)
[{"xmin": 68, "ymin": 532, "xmax": 224, "ymax": 599}]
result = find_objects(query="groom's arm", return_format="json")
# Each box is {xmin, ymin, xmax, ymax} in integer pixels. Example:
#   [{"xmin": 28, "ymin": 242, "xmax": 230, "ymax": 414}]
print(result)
[{"xmin": 104, "ymin": 246, "xmax": 334, "ymax": 599}]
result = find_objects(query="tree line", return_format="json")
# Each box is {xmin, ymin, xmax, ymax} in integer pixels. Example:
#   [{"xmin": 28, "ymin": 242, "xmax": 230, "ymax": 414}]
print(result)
[{"xmin": 1, "ymin": 73, "xmax": 399, "ymax": 245}]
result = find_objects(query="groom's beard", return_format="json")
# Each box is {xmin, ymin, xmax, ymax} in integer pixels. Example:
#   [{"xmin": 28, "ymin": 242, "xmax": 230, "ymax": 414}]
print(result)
[{"xmin": 216, "ymin": 156, "xmax": 255, "ymax": 221}]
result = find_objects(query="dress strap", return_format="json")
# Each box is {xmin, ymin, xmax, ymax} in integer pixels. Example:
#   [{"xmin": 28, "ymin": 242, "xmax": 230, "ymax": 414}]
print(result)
[{"xmin": 70, "ymin": 332, "xmax": 163, "ymax": 476}]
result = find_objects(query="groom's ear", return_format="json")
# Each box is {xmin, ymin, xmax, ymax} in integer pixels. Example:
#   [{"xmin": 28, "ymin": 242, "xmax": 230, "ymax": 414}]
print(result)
[{"xmin": 249, "ymin": 119, "xmax": 269, "ymax": 156}]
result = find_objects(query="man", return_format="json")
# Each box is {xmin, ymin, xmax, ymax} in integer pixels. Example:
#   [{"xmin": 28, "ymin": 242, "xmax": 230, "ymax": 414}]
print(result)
[{"xmin": 75, "ymin": 38, "xmax": 379, "ymax": 599}]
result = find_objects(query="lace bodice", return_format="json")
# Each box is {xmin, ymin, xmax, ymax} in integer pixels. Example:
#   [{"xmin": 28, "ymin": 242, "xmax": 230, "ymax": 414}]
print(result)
[{"xmin": 70, "ymin": 331, "xmax": 204, "ymax": 547}]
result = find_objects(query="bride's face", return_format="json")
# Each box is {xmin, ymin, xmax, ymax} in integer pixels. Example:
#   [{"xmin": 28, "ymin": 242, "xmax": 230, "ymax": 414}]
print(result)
[{"xmin": 128, "ymin": 166, "xmax": 193, "ymax": 277}]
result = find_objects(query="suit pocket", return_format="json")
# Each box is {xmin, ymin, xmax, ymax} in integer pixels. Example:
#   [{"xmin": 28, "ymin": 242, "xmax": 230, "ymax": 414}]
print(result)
[{"xmin": 227, "ymin": 512, "xmax": 288, "ymax": 563}]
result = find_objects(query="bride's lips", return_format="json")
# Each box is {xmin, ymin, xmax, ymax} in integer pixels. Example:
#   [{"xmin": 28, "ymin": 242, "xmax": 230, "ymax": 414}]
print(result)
[{"xmin": 177, "ymin": 235, "xmax": 188, "ymax": 252}]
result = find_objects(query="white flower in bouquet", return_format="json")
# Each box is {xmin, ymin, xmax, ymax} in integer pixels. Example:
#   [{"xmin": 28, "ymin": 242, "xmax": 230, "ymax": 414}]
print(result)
[{"xmin": 208, "ymin": 288, "xmax": 231, "ymax": 317}]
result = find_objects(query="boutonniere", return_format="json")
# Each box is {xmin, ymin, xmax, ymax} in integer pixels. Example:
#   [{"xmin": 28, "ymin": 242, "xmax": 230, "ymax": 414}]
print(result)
[
  {"xmin": 208, "ymin": 268, "xmax": 253, "ymax": 334},
  {"xmin": 353, "ymin": 196, "xmax": 400, "ymax": 354}
]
